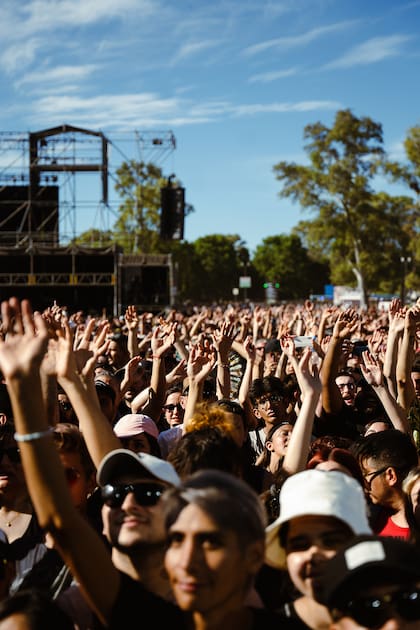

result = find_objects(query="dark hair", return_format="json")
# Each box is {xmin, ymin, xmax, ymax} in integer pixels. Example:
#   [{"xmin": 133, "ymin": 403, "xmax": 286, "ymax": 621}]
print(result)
[
  {"xmin": 212, "ymin": 399, "xmax": 247, "ymax": 428},
  {"xmin": 249, "ymin": 376, "xmax": 285, "ymax": 406},
  {"xmin": 162, "ymin": 469, "xmax": 267, "ymax": 547},
  {"xmin": 167, "ymin": 426, "xmax": 243, "ymax": 479},
  {"xmin": 0, "ymin": 588, "xmax": 74, "ymax": 629},
  {"xmin": 307, "ymin": 447, "xmax": 365, "ymax": 487},
  {"xmin": 352, "ymin": 430, "xmax": 419, "ymax": 479}
]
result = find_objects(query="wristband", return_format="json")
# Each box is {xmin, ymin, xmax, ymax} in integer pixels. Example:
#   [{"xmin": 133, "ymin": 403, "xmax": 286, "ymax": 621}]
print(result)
[{"xmin": 14, "ymin": 428, "xmax": 52, "ymax": 443}]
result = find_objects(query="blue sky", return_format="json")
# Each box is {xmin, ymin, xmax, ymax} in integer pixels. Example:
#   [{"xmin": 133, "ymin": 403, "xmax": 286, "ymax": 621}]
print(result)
[{"xmin": 0, "ymin": 0, "xmax": 419, "ymax": 254}]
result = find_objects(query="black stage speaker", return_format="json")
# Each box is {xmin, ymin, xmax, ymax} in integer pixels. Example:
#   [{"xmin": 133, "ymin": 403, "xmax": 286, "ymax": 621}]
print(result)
[{"xmin": 160, "ymin": 186, "xmax": 185, "ymax": 240}]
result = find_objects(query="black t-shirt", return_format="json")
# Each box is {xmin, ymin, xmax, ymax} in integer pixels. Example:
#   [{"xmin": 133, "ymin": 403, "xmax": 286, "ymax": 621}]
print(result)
[{"xmin": 106, "ymin": 571, "xmax": 305, "ymax": 629}]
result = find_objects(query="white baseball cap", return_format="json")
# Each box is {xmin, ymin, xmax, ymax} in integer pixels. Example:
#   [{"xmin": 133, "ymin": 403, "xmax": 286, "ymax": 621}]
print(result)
[
  {"xmin": 265, "ymin": 469, "xmax": 372, "ymax": 569},
  {"xmin": 97, "ymin": 449, "xmax": 181, "ymax": 488}
]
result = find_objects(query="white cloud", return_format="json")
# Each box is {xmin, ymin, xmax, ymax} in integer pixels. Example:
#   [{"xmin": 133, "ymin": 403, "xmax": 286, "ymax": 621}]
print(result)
[
  {"xmin": 248, "ymin": 68, "xmax": 298, "ymax": 83},
  {"xmin": 0, "ymin": 38, "xmax": 41, "ymax": 72},
  {"xmin": 15, "ymin": 64, "xmax": 98, "ymax": 88},
  {"xmin": 170, "ymin": 40, "xmax": 222, "ymax": 65},
  {"xmin": 325, "ymin": 34, "xmax": 412, "ymax": 69},
  {"xmin": 242, "ymin": 20, "xmax": 358, "ymax": 56},
  {"xmin": 231, "ymin": 100, "xmax": 341, "ymax": 117}
]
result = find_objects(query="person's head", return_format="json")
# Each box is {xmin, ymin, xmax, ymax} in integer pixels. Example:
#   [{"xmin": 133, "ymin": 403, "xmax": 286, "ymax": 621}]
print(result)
[
  {"xmin": 97, "ymin": 449, "xmax": 180, "ymax": 551},
  {"xmin": 52, "ymin": 423, "xmax": 96, "ymax": 513},
  {"xmin": 211, "ymin": 399, "xmax": 248, "ymax": 448},
  {"xmin": 363, "ymin": 419, "xmax": 393, "ymax": 436},
  {"xmin": 113, "ymin": 413, "xmax": 161, "ymax": 457},
  {"xmin": 106, "ymin": 333, "xmax": 130, "ymax": 370},
  {"xmin": 411, "ymin": 358, "xmax": 420, "ymax": 400},
  {"xmin": 56, "ymin": 388, "xmax": 78, "ymax": 425},
  {"xmin": 95, "ymin": 379, "xmax": 119, "ymax": 425},
  {"xmin": 167, "ymin": 425, "xmax": 243, "ymax": 479},
  {"xmin": 249, "ymin": 376, "xmax": 288, "ymax": 427},
  {"xmin": 263, "ymin": 421, "xmax": 294, "ymax": 465},
  {"xmin": 265, "ymin": 469, "xmax": 371, "ymax": 599},
  {"xmin": 0, "ymin": 588, "xmax": 74, "ymax": 629},
  {"xmin": 307, "ymin": 447, "xmax": 365, "ymax": 488},
  {"xmin": 335, "ymin": 370, "xmax": 357, "ymax": 408},
  {"xmin": 315, "ymin": 535, "xmax": 420, "ymax": 629},
  {"xmin": 162, "ymin": 386, "xmax": 186, "ymax": 428},
  {"xmin": 162, "ymin": 469, "xmax": 267, "ymax": 614},
  {"xmin": 353, "ymin": 430, "xmax": 419, "ymax": 507}
]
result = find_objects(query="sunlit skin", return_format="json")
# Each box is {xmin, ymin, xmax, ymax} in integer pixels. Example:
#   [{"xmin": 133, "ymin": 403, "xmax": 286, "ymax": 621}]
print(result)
[
  {"xmin": 164, "ymin": 503, "xmax": 263, "ymax": 621},
  {"xmin": 364, "ymin": 421, "xmax": 391, "ymax": 436},
  {"xmin": 101, "ymin": 475, "xmax": 168, "ymax": 550},
  {"xmin": 163, "ymin": 392, "xmax": 185, "ymax": 428},
  {"xmin": 335, "ymin": 375, "xmax": 357, "ymax": 407},
  {"xmin": 0, "ymin": 614, "xmax": 33, "ymax": 630},
  {"xmin": 254, "ymin": 395, "xmax": 287, "ymax": 428},
  {"xmin": 124, "ymin": 369, "xmax": 148, "ymax": 404},
  {"xmin": 285, "ymin": 515, "xmax": 353, "ymax": 599},
  {"xmin": 266, "ymin": 423, "xmax": 293, "ymax": 459},
  {"xmin": 331, "ymin": 583, "xmax": 420, "ymax": 630},
  {"xmin": 361, "ymin": 459, "xmax": 392, "ymax": 506}
]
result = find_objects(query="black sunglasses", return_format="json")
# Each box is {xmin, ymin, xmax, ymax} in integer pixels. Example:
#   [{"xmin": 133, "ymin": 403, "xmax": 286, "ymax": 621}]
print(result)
[
  {"xmin": 101, "ymin": 482, "xmax": 165, "ymax": 508},
  {"xmin": 0, "ymin": 447, "xmax": 21, "ymax": 465},
  {"xmin": 163, "ymin": 403, "xmax": 183, "ymax": 412},
  {"xmin": 339, "ymin": 587, "xmax": 420, "ymax": 627}
]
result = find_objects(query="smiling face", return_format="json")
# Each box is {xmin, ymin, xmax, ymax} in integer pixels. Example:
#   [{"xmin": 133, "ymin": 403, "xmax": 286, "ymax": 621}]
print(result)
[
  {"xmin": 164, "ymin": 502, "xmax": 263, "ymax": 616},
  {"xmin": 285, "ymin": 515, "xmax": 353, "ymax": 599},
  {"xmin": 101, "ymin": 475, "xmax": 168, "ymax": 551}
]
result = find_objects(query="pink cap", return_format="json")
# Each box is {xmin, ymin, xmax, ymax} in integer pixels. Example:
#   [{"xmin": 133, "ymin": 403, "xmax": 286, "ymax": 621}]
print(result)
[{"xmin": 113, "ymin": 414, "xmax": 159, "ymax": 440}]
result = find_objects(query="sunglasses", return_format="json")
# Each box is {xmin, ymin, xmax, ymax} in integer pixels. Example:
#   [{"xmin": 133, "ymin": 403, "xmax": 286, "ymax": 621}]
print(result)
[
  {"xmin": 64, "ymin": 467, "xmax": 81, "ymax": 485},
  {"xmin": 338, "ymin": 586, "xmax": 420, "ymax": 627},
  {"xmin": 101, "ymin": 482, "xmax": 165, "ymax": 508},
  {"xmin": 0, "ymin": 447, "xmax": 21, "ymax": 464},
  {"xmin": 163, "ymin": 403, "xmax": 183, "ymax": 412}
]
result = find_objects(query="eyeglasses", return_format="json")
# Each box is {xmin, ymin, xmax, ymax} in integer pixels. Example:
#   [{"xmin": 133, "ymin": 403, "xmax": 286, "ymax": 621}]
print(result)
[
  {"xmin": 337, "ymin": 382, "xmax": 356, "ymax": 390},
  {"xmin": 163, "ymin": 403, "xmax": 183, "ymax": 413},
  {"xmin": 64, "ymin": 467, "xmax": 81, "ymax": 485},
  {"xmin": 257, "ymin": 394, "xmax": 284, "ymax": 406},
  {"xmin": 337, "ymin": 586, "xmax": 420, "ymax": 627},
  {"xmin": 101, "ymin": 482, "xmax": 165, "ymax": 508},
  {"xmin": 0, "ymin": 447, "xmax": 21, "ymax": 464},
  {"xmin": 363, "ymin": 466, "xmax": 389, "ymax": 489}
]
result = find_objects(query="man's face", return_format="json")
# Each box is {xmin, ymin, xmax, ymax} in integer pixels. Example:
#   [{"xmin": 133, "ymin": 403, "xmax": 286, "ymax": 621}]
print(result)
[
  {"xmin": 336, "ymin": 375, "xmax": 357, "ymax": 407},
  {"xmin": 101, "ymin": 474, "xmax": 169, "ymax": 551},
  {"xmin": 285, "ymin": 515, "xmax": 352, "ymax": 599},
  {"xmin": 361, "ymin": 458, "xmax": 391, "ymax": 506},
  {"xmin": 254, "ymin": 393, "xmax": 287, "ymax": 427}
]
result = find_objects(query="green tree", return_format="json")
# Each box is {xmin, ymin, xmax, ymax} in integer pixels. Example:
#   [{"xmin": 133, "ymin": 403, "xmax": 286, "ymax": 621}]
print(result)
[
  {"xmin": 252, "ymin": 234, "xmax": 329, "ymax": 299},
  {"xmin": 113, "ymin": 161, "xmax": 168, "ymax": 253},
  {"xmin": 191, "ymin": 235, "xmax": 245, "ymax": 302},
  {"xmin": 273, "ymin": 109, "xmax": 417, "ymax": 307}
]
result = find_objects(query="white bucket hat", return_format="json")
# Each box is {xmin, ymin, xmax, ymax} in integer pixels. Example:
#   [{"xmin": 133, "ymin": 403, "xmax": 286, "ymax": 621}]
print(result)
[{"xmin": 265, "ymin": 469, "xmax": 371, "ymax": 569}]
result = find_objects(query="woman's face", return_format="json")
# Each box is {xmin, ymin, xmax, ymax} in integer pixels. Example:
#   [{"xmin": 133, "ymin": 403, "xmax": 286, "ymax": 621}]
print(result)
[
  {"xmin": 285, "ymin": 515, "xmax": 353, "ymax": 599},
  {"xmin": 266, "ymin": 424, "xmax": 293, "ymax": 457},
  {"xmin": 164, "ymin": 502, "xmax": 263, "ymax": 615}
]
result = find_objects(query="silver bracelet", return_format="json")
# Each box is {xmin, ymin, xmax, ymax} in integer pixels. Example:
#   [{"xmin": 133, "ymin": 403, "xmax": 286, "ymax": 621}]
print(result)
[{"xmin": 14, "ymin": 428, "xmax": 52, "ymax": 443}]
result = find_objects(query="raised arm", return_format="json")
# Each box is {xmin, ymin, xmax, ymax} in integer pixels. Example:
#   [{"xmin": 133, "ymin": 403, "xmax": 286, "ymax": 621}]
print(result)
[
  {"xmin": 0, "ymin": 298, "xmax": 120, "ymax": 626},
  {"xmin": 282, "ymin": 347, "xmax": 322, "ymax": 474},
  {"xmin": 360, "ymin": 349, "xmax": 411, "ymax": 435}
]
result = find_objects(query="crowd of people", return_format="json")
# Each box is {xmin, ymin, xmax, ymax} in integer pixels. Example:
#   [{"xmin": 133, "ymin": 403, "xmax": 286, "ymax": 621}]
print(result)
[{"xmin": 0, "ymin": 296, "xmax": 419, "ymax": 628}]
